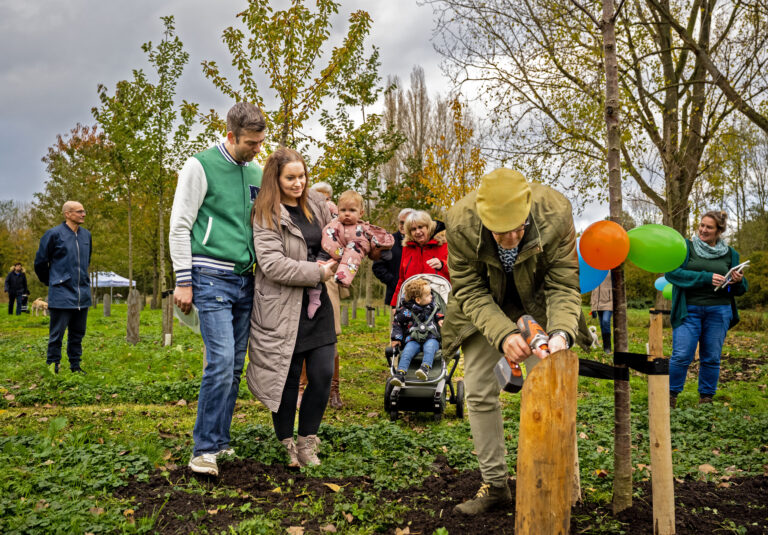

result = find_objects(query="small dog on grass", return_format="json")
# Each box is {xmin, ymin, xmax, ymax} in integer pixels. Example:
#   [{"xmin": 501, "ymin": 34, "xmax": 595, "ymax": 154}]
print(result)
[{"xmin": 30, "ymin": 298, "xmax": 48, "ymax": 317}]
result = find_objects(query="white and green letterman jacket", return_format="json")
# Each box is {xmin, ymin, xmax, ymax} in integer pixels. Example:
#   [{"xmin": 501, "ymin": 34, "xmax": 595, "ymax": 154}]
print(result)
[{"xmin": 169, "ymin": 144, "xmax": 263, "ymax": 286}]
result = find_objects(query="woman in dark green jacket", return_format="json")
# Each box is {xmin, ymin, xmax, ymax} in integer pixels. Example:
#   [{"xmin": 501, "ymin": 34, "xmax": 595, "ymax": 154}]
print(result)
[{"xmin": 665, "ymin": 211, "xmax": 748, "ymax": 407}]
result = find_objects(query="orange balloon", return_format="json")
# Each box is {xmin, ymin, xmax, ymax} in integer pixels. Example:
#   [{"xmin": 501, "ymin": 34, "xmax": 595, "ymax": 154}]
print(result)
[{"xmin": 579, "ymin": 220, "xmax": 629, "ymax": 270}]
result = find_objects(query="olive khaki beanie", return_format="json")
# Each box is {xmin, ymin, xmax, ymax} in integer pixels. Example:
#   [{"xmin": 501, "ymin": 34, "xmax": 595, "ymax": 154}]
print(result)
[{"xmin": 476, "ymin": 168, "xmax": 532, "ymax": 233}]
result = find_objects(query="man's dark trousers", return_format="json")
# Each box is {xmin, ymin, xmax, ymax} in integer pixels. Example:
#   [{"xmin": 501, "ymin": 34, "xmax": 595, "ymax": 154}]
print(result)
[
  {"xmin": 46, "ymin": 308, "xmax": 89, "ymax": 370},
  {"xmin": 8, "ymin": 293, "xmax": 23, "ymax": 315}
]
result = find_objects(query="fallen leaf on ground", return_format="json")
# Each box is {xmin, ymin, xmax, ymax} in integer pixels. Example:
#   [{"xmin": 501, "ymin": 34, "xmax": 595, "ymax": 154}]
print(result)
[
  {"xmin": 176, "ymin": 399, "xmax": 187, "ymax": 406},
  {"xmin": 699, "ymin": 463, "xmax": 718, "ymax": 474},
  {"xmin": 395, "ymin": 528, "xmax": 411, "ymax": 535},
  {"xmin": 324, "ymin": 483, "xmax": 342, "ymax": 492},
  {"xmin": 319, "ymin": 524, "xmax": 337, "ymax": 533},
  {"xmin": 89, "ymin": 507, "xmax": 104, "ymax": 515},
  {"xmin": 207, "ymin": 508, "xmax": 218, "ymax": 515},
  {"xmin": 287, "ymin": 527, "xmax": 304, "ymax": 535}
]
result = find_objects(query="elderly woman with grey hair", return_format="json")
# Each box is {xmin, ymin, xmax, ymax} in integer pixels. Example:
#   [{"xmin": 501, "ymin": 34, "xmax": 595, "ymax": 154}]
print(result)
[{"xmin": 390, "ymin": 210, "xmax": 450, "ymax": 307}]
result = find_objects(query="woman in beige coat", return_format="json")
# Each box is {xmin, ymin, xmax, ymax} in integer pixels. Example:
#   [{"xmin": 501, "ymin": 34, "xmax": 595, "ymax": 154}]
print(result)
[{"xmin": 246, "ymin": 148, "xmax": 337, "ymax": 467}]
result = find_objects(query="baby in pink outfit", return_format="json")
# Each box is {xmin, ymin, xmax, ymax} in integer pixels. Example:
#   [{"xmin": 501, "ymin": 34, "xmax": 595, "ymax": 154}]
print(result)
[{"xmin": 320, "ymin": 190, "xmax": 394, "ymax": 288}]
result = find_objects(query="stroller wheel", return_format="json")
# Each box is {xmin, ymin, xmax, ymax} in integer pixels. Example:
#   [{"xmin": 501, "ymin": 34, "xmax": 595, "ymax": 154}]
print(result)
[
  {"xmin": 455, "ymin": 380, "xmax": 465, "ymax": 419},
  {"xmin": 433, "ymin": 412, "xmax": 443, "ymax": 423},
  {"xmin": 390, "ymin": 410, "xmax": 399, "ymax": 422}
]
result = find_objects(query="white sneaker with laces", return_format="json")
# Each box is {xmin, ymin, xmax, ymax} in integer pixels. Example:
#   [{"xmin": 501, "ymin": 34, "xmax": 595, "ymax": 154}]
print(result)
[
  {"xmin": 188, "ymin": 453, "xmax": 218, "ymax": 476},
  {"xmin": 216, "ymin": 448, "xmax": 235, "ymax": 458}
]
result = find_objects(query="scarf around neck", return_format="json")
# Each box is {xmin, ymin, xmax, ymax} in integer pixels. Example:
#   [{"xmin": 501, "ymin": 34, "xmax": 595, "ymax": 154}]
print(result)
[{"xmin": 691, "ymin": 235, "xmax": 729, "ymax": 259}]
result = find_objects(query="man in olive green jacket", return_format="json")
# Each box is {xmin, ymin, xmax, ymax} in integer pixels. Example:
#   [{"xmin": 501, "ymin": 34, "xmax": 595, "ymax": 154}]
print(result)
[{"xmin": 445, "ymin": 168, "xmax": 590, "ymax": 515}]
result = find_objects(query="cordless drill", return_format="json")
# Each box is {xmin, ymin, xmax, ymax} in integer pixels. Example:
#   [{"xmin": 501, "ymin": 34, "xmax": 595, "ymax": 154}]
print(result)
[{"xmin": 494, "ymin": 315, "xmax": 550, "ymax": 393}]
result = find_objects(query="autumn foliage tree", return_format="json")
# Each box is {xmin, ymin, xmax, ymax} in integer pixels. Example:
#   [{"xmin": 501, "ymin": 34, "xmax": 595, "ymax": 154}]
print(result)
[{"xmin": 419, "ymin": 98, "xmax": 485, "ymax": 211}]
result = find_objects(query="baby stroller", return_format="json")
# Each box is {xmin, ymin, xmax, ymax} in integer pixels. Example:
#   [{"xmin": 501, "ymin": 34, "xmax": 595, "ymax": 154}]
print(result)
[{"xmin": 384, "ymin": 274, "xmax": 465, "ymax": 422}]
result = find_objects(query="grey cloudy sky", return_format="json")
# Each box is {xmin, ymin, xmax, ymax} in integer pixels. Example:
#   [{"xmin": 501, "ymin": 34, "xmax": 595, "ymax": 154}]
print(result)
[{"xmin": 0, "ymin": 0, "xmax": 445, "ymax": 203}]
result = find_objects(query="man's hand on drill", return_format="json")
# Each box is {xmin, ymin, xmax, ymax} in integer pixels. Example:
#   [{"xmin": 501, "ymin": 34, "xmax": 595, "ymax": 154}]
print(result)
[{"xmin": 502, "ymin": 333, "xmax": 549, "ymax": 364}]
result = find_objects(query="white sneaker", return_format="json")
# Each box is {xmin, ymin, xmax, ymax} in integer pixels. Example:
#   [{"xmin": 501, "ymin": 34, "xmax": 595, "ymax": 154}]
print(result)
[
  {"xmin": 215, "ymin": 448, "xmax": 235, "ymax": 458},
  {"xmin": 188, "ymin": 453, "xmax": 218, "ymax": 476}
]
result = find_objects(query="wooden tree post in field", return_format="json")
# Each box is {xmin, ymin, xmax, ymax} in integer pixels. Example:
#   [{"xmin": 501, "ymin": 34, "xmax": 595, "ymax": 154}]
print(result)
[
  {"xmin": 126, "ymin": 287, "xmax": 140, "ymax": 345},
  {"xmin": 648, "ymin": 311, "xmax": 675, "ymax": 534},
  {"xmin": 516, "ymin": 350, "xmax": 579, "ymax": 534}
]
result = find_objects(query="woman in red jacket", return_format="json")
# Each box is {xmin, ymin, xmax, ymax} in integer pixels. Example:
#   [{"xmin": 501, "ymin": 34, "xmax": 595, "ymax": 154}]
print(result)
[{"xmin": 391, "ymin": 210, "xmax": 450, "ymax": 306}]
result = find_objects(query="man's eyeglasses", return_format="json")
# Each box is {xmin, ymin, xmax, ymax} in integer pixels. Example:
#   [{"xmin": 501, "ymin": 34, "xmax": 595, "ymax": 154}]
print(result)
[
  {"xmin": 493, "ymin": 220, "xmax": 530, "ymax": 236},
  {"xmin": 68, "ymin": 210, "xmax": 86, "ymax": 215}
]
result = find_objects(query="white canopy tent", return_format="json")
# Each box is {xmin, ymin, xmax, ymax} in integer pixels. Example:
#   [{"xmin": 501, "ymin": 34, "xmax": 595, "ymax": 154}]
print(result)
[{"xmin": 93, "ymin": 271, "xmax": 136, "ymax": 301}]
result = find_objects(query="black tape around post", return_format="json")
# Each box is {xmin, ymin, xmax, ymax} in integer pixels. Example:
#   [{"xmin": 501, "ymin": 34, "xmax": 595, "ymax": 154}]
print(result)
[{"xmin": 577, "ymin": 352, "xmax": 669, "ymax": 381}]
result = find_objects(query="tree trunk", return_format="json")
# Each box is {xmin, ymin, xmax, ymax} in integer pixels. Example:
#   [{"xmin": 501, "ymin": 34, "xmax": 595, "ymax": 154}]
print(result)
[
  {"xmin": 602, "ymin": 0, "xmax": 633, "ymax": 513},
  {"xmin": 158, "ymin": 188, "xmax": 170, "ymax": 340}
]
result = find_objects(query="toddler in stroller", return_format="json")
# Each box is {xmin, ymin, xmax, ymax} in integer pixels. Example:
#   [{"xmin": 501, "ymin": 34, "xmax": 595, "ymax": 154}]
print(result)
[
  {"xmin": 385, "ymin": 274, "xmax": 464, "ymax": 421},
  {"xmin": 390, "ymin": 277, "xmax": 445, "ymax": 385}
]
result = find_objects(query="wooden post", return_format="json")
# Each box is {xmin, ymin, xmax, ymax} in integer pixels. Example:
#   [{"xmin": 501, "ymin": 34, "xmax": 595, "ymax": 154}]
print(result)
[
  {"xmin": 366, "ymin": 306, "xmax": 375, "ymax": 328},
  {"xmin": 162, "ymin": 294, "xmax": 173, "ymax": 346},
  {"xmin": 648, "ymin": 312, "xmax": 675, "ymax": 534},
  {"xmin": 126, "ymin": 289, "xmax": 140, "ymax": 345},
  {"xmin": 516, "ymin": 350, "xmax": 578, "ymax": 535},
  {"xmin": 351, "ymin": 299, "xmax": 358, "ymax": 319},
  {"xmin": 103, "ymin": 294, "xmax": 111, "ymax": 317},
  {"xmin": 341, "ymin": 305, "xmax": 349, "ymax": 327}
]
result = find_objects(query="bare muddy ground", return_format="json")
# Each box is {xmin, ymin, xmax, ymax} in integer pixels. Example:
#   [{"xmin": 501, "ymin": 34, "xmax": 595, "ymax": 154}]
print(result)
[{"xmin": 116, "ymin": 457, "xmax": 768, "ymax": 534}]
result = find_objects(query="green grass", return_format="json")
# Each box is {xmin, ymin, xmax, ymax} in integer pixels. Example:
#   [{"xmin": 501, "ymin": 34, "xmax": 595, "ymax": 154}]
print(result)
[{"xmin": 1, "ymin": 304, "xmax": 766, "ymax": 533}]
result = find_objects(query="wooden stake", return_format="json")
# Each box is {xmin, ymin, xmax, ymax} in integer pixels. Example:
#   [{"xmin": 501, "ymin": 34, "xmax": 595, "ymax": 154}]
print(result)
[
  {"xmin": 341, "ymin": 305, "xmax": 349, "ymax": 327},
  {"xmin": 648, "ymin": 312, "xmax": 675, "ymax": 534},
  {"xmin": 516, "ymin": 350, "xmax": 578, "ymax": 535},
  {"xmin": 162, "ymin": 295, "xmax": 173, "ymax": 346},
  {"xmin": 103, "ymin": 294, "xmax": 111, "ymax": 317}
]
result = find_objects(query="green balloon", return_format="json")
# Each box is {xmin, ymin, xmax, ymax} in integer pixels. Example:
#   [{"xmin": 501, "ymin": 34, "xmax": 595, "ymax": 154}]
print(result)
[
  {"xmin": 662, "ymin": 283, "xmax": 673, "ymax": 300},
  {"xmin": 627, "ymin": 224, "xmax": 687, "ymax": 273}
]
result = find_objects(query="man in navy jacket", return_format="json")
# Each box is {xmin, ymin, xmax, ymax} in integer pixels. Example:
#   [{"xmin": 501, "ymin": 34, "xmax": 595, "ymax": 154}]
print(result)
[{"xmin": 34, "ymin": 201, "xmax": 92, "ymax": 374}]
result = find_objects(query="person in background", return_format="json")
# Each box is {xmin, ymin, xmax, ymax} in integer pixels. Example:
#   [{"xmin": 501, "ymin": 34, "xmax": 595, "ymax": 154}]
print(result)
[
  {"xmin": 443, "ymin": 169, "xmax": 591, "ymax": 515},
  {"xmin": 310, "ymin": 181, "xmax": 338, "ymax": 218},
  {"xmin": 390, "ymin": 210, "xmax": 450, "ymax": 306},
  {"xmin": 373, "ymin": 208, "xmax": 414, "ymax": 307},
  {"xmin": 34, "ymin": 201, "xmax": 92, "ymax": 375},
  {"xmin": 590, "ymin": 273, "xmax": 613, "ymax": 353},
  {"xmin": 665, "ymin": 211, "xmax": 748, "ymax": 408},
  {"xmin": 4, "ymin": 262, "xmax": 29, "ymax": 315},
  {"xmin": 169, "ymin": 102, "xmax": 266, "ymax": 477},
  {"xmin": 247, "ymin": 148, "xmax": 338, "ymax": 468}
]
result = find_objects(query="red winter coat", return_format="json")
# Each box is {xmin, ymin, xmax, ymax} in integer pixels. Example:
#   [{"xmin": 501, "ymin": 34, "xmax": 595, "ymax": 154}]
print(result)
[{"xmin": 391, "ymin": 230, "xmax": 450, "ymax": 306}]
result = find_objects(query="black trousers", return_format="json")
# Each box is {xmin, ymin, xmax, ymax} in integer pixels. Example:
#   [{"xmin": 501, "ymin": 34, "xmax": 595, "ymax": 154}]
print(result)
[
  {"xmin": 47, "ymin": 308, "xmax": 89, "ymax": 369},
  {"xmin": 272, "ymin": 343, "xmax": 335, "ymax": 440}
]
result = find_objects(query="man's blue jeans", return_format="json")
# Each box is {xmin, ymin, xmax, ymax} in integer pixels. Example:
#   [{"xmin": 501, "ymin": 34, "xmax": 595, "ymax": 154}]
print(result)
[
  {"xmin": 397, "ymin": 338, "xmax": 439, "ymax": 372},
  {"xmin": 8, "ymin": 293, "xmax": 23, "ymax": 315},
  {"xmin": 670, "ymin": 304, "xmax": 732, "ymax": 397},
  {"xmin": 191, "ymin": 267, "xmax": 253, "ymax": 457},
  {"xmin": 598, "ymin": 310, "xmax": 612, "ymax": 335}
]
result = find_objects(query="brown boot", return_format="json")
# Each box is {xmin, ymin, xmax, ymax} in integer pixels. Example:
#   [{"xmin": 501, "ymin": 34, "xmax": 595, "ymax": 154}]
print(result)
[
  {"xmin": 297, "ymin": 435, "xmax": 321, "ymax": 467},
  {"xmin": 670, "ymin": 393, "xmax": 677, "ymax": 409},
  {"xmin": 280, "ymin": 437, "xmax": 300, "ymax": 468},
  {"xmin": 455, "ymin": 482, "xmax": 512, "ymax": 515},
  {"xmin": 699, "ymin": 396, "xmax": 713, "ymax": 404},
  {"xmin": 297, "ymin": 362, "xmax": 308, "ymax": 408},
  {"xmin": 329, "ymin": 351, "xmax": 343, "ymax": 409}
]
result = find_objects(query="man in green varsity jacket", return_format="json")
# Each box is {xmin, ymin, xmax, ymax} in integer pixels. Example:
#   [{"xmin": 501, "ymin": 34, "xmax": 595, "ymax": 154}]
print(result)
[{"xmin": 169, "ymin": 102, "xmax": 266, "ymax": 477}]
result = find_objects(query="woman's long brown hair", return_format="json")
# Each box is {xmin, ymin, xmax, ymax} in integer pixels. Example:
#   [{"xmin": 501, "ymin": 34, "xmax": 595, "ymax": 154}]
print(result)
[{"xmin": 252, "ymin": 148, "xmax": 313, "ymax": 230}]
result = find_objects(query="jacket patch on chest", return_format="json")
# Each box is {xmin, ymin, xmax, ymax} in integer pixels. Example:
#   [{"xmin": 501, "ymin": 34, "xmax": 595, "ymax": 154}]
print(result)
[{"xmin": 249, "ymin": 185, "xmax": 260, "ymax": 202}]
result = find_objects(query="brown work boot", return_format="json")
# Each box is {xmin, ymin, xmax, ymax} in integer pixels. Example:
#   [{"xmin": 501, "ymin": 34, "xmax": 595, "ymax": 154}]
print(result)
[
  {"xmin": 454, "ymin": 482, "xmax": 512, "ymax": 515},
  {"xmin": 669, "ymin": 394, "xmax": 677, "ymax": 409},
  {"xmin": 699, "ymin": 396, "xmax": 713, "ymax": 405},
  {"xmin": 329, "ymin": 351, "xmax": 343, "ymax": 409},
  {"xmin": 297, "ymin": 435, "xmax": 321, "ymax": 467},
  {"xmin": 280, "ymin": 437, "xmax": 300, "ymax": 468}
]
